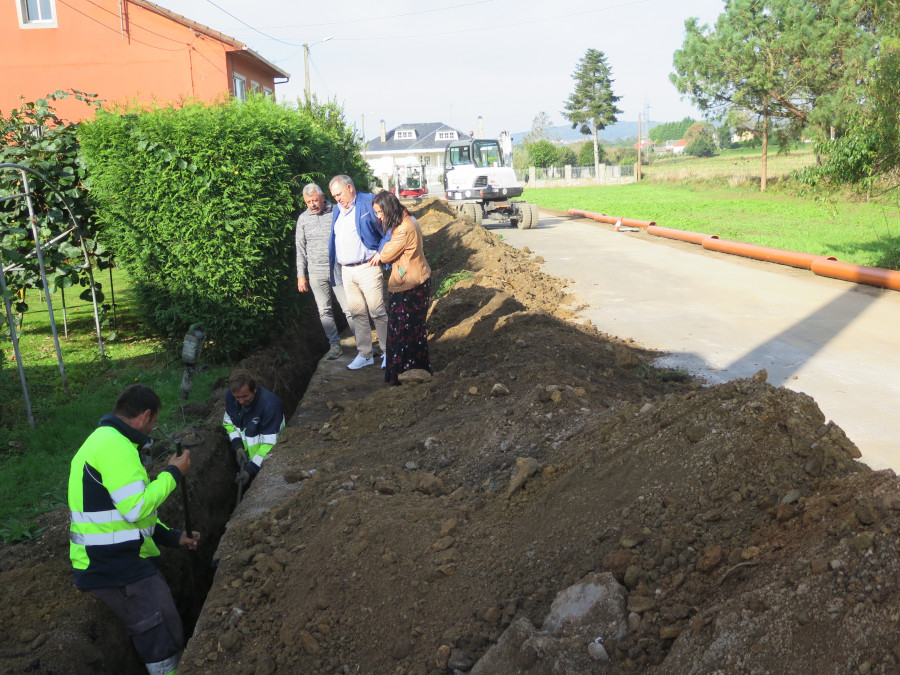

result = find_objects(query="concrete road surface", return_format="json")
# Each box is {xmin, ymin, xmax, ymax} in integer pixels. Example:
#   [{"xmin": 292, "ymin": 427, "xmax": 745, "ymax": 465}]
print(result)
[{"xmin": 498, "ymin": 210, "xmax": 900, "ymax": 473}]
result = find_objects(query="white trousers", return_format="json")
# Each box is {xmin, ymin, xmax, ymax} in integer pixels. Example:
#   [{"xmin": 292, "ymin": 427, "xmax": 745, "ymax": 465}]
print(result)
[{"xmin": 340, "ymin": 263, "xmax": 388, "ymax": 358}]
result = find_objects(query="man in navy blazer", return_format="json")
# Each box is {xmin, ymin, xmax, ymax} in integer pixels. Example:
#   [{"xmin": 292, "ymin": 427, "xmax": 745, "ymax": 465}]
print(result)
[{"xmin": 328, "ymin": 175, "xmax": 389, "ymax": 370}]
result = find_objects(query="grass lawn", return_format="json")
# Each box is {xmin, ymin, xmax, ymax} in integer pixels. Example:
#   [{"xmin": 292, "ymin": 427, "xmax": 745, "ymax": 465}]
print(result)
[
  {"xmin": 0, "ymin": 267, "xmax": 229, "ymax": 542},
  {"xmin": 525, "ymin": 182, "xmax": 900, "ymax": 270},
  {"xmin": 643, "ymin": 145, "xmax": 818, "ymax": 182}
]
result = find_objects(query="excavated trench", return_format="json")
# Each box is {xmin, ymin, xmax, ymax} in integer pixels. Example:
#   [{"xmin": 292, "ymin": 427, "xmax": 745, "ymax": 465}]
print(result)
[{"xmin": 108, "ymin": 310, "xmax": 327, "ymax": 673}]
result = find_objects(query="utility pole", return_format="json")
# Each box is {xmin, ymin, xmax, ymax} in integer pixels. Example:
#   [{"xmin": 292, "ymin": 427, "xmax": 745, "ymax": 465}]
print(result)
[
  {"xmin": 637, "ymin": 113, "xmax": 642, "ymax": 181},
  {"xmin": 361, "ymin": 113, "xmax": 367, "ymax": 155},
  {"xmin": 303, "ymin": 43, "xmax": 310, "ymax": 107},
  {"xmin": 303, "ymin": 37, "xmax": 332, "ymax": 108}
]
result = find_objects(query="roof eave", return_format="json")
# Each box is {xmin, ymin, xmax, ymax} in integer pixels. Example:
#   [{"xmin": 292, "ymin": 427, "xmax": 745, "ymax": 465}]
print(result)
[{"xmin": 128, "ymin": 0, "xmax": 290, "ymax": 80}]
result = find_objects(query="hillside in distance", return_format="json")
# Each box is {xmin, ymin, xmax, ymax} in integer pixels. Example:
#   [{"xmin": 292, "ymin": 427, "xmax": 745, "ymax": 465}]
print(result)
[{"xmin": 510, "ymin": 120, "xmax": 660, "ymax": 144}]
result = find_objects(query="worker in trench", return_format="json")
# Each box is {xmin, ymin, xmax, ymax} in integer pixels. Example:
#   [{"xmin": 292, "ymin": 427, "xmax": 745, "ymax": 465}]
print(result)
[
  {"xmin": 67, "ymin": 384, "xmax": 200, "ymax": 675},
  {"xmin": 223, "ymin": 369, "xmax": 285, "ymax": 491}
]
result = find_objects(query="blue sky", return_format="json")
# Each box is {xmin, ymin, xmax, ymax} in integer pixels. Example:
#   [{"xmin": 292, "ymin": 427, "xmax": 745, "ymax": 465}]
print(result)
[{"xmin": 150, "ymin": 0, "xmax": 725, "ymax": 139}]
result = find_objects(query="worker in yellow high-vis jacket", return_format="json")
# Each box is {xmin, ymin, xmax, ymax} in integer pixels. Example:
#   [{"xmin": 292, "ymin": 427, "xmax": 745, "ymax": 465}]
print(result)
[{"xmin": 68, "ymin": 384, "xmax": 200, "ymax": 675}]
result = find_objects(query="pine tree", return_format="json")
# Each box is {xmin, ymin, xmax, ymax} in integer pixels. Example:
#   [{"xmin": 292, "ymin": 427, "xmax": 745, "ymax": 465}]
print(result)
[
  {"xmin": 671, "ymin": 0, "xmax": 876, "ymax": 191},
  {"xmin": 562, "ymin": 49, "xmax": 622, "ymax": 179}
]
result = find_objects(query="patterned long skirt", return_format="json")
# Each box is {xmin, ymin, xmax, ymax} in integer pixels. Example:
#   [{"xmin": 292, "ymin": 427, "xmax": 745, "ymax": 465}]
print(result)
[{"xmin": 385, "ymin": 278, "xmax": 432, "ymax": 385}]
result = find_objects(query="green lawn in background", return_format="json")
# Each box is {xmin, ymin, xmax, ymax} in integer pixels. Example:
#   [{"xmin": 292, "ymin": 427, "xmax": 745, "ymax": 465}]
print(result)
[
  {"xmin": 525, "ymin": 183, "xmax": 900, "ymax": 270},
  {"xmin": 0, "ymin": 267, "xmax": 229, "ymax": 541},
  {"xmin": 643, "ymin": 145, "xmax": 818, "ymax": 181}
]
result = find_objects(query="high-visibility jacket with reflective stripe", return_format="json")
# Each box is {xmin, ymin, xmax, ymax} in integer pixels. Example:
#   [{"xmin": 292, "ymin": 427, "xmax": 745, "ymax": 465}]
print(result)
[
  {"xmin": 223, "ymin": 385, "xmax": 285, "ymax": 467},
  {"xmin": 68, "ymin": 423, "xmax": 181, "ymax": 590}
]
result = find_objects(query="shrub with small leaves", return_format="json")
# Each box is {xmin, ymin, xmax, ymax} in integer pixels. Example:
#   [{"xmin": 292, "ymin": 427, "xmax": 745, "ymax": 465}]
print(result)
[{"xmin": 78, "ymin": 96, "xmax": 368, "ymax": 360}]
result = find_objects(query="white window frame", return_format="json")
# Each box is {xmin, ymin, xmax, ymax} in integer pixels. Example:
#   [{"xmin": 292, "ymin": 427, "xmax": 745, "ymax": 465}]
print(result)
[
  {"xmin": 262, "ymin": 86, "xmax": 274, "ymax": 98},
  {"xmin": 232, "ymin": 73, "xmax": 248, "ymax": 101},
  {"xmin": 16, "ymin": 0, "xmax": 58, "ymax": 28},
  {"xmin": 250, "ymin": 80, "xmax": 260, "ymax": 94},
  {"xmin": 395, "ymin": 130, "xmax": 416, "ymax": 140},
  {"xmin": 436, "ymin": 130, "xmax": 457, "ymax": 141}
]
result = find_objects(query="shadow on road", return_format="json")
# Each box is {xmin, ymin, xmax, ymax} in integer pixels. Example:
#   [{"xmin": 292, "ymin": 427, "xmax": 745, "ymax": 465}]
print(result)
[{"xmin": 725, "ymin": 287, "xmax": 878, "ymax": 387}]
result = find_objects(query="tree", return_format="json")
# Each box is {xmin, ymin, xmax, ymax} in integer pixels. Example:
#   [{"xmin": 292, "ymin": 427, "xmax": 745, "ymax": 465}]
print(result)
[
  {"xmin": 716, "ymin": 123, "xmax": 732, "ymax": 149},
  {"xmin": 523, "ymin": 111, "xmax": 555, "ymax": 145},
  {"xmin": 578, "ymin": 141, "xmax": 605, "ymax": 166},
  {"xmin": 562, "ymin": 49, "xmax": 622, "ymax": 180},
  {"xmin": 671, "ymin": 0, "xmax": 876, "ymax": 190},
  {"xmin": 799, "ymin": 0, "xmax": 900, "ymax": 190},
  {"xmin": 554, "ymin": 146, "xmax": 577, "ymax": 167},
  {"xmin": 0, "ymin": 91, "xmax": 111, "ymax": 317},
  {"xmin": 525, "ymin": 139, "xmax": 558, "ymax": 168},
  {"xmin": 685, "ymin": 136, "xmax": 716, "ymax": 157},
  {"xmin": 684, "ymin": 121, "xmax": 715, "ymax": 143},
  {"xmin": 648, "ymin": 117, "xmax": 696, "ymax": 143}
]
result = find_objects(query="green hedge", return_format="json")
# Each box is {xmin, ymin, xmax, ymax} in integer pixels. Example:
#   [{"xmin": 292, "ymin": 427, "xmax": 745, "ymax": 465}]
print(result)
[{"xmin": 78, "ymin": 97, "xmax": 367, "ymax": 360}]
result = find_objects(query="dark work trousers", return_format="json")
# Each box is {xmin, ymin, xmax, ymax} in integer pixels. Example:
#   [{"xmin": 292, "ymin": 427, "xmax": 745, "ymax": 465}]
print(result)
[{"xmin": 91, "ymin": 570, "xmax": 184, "ymax": 673}]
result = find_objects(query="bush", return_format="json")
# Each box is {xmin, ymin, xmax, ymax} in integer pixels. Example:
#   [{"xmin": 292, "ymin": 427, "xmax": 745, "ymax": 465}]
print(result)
[
  {"xmin": 78, "ymin": 96, "xmax": 367, "ymax": 361},
  {"xmin": 735, "ymin": 138, "xmax": 762, "ymax": 149},
  {"xmin": 605, "ymin": 146, "xmax": 638, "ymax": 164},
  {"xmin": 685, "ymin": 136, "xmax": 716, "ymax": 157},
  {"xmin": 525, "ymin": 139, "xmax": 558, "ymax": 168},
  {"xmin": 554, "ymin": 146, "xmax": 577, "ymax": 167},
  {"xmin": 578, "ymin": 141, "xmax": 605, "ymax": 166}
]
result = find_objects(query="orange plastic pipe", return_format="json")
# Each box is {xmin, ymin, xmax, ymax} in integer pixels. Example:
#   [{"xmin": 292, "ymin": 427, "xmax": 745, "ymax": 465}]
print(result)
[
  {"xmin": 810, "ymin": 258, "xmax": 900, "ymax": 291},
  {"xmin": 646, "ymin": 225, "xmax": 716, "ymax": 245},
  {"xmin": 567, "ymin": 208, "xmax": 899, "ymax": 292},
  {"xmin": 701, "ymin": 238, "xmax": 836, "ymax": 270},
  {"xmin": 567, "ymin": 209, "xmax": 655, "ymax": 228}
]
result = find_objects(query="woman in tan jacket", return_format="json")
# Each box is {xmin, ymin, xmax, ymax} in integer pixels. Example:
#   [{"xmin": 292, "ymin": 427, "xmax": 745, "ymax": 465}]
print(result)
[{"xmin": 369, "ymin": 191, "xmax": 432, "ymax": 384}]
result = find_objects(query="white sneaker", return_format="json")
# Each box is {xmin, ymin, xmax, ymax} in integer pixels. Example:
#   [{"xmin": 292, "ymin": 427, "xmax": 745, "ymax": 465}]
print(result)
[
  {"xmin": 347, "ymin": 354, "xmax": 374, "ymax": 370},
  {"xmin": 381, "ymin": 354, "xmax": 387, "ymax": 370}
]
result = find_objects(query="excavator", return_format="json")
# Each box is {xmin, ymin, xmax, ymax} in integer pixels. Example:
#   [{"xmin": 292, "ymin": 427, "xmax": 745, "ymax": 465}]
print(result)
[{"xmin": 443, "ymin": 131, "xmax": 539, "ymax": 229}]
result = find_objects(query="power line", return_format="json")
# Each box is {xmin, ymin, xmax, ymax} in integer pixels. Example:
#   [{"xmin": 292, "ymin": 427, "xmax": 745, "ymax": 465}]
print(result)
[
  {"xmin": 203, "ymin": 0, "xmax": 299, "ymax": 46},
  {"xmin": 78, "ymin": 0, "xmax": 186, "ymax": 44},
  {"xmin": 329, "ymin": 0, "xmax": 651, "ymax": 42},
  {"xmin": 56, "ymin": 0, "xmax": 186, "ymax": 51},
  {"xmin": 238, "ymin": 0, "xmax": 494, "ymax": 29},
  {"xmin": 309, "ymin": 54, "xmax": 331, "ymax": 100},
  {"xmin": 223, "ymin": 0, "xmax": 649, "ymax": 47}
]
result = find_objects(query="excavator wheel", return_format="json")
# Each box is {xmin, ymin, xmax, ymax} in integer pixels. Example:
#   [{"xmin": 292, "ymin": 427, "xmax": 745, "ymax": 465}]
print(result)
[
  {"xmin": 461, "ymin": 203, "xmax": 483, "ymax": 226},
  {"xmin": 528, "ymin": 203, "xmax": 540, "ymax": 229},
  {"xmin": 516, "ymin": 203, "xmax": 533, "ymax": 229}
]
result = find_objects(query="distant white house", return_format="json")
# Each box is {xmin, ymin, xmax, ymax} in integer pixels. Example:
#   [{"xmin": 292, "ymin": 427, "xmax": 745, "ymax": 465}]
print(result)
[
  {"xmin": 655, "ymin": 138, "xmax": 687, "ymax": 155},
  {"xmin": 365, "ymin": 121, "xmax": 471, "ymax": 192},
  {"xmin": 731, "ymin": 130, "xmax": 759, "ymax": 143}
]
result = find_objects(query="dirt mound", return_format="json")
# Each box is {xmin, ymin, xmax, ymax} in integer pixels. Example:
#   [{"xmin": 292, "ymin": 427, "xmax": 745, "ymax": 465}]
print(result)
[{"xmin": 3, "ymin": 204, "xmax": 900, "ymax": 675}]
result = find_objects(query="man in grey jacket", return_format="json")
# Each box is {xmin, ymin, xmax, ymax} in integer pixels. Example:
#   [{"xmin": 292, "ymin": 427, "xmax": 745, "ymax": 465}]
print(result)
[{"xmin": 296, "ymin": 183, "xmax": 353, "ymax": 359}]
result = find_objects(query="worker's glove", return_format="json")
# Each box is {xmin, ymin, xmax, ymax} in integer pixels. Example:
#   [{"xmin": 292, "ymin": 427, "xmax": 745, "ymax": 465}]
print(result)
[
  {"xmin": 235, "ymin": 470, "xmax": 251, "ymax": 490},
  {"xmin": 233, "ymin": 442, "xmax": 248, "ymax": 468}
]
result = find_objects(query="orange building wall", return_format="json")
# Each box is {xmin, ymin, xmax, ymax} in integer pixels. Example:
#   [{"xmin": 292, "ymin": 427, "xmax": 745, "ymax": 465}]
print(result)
[
  {"xmin": 229, "ymin": 52, "xmax": 280, "ymax": 95},
  {"xmin": 2, "ymin": 0, "xmax": 277, "ymax": 122}
]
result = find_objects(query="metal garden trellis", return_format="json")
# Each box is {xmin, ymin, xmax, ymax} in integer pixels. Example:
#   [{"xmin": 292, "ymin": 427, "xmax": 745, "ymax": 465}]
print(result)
[{"xmin": 0, "ymin": 162, "xmax": 106, "ymax": 427}]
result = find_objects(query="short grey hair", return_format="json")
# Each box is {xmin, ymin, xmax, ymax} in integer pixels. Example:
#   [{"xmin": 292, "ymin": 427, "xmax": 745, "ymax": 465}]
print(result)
[
  {"xmin": 302, "ymin": 183, "xmax": 324, "ymax": 198},
  {"xmin": 329, "ymin": 174, "xmax": 354, "ymax": 191}
]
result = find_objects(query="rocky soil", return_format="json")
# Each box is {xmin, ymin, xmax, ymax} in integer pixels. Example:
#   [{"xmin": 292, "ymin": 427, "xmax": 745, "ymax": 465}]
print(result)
[{"xmin": 3, "ymin": 199, "xmax": 900, "ymax": 675}]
